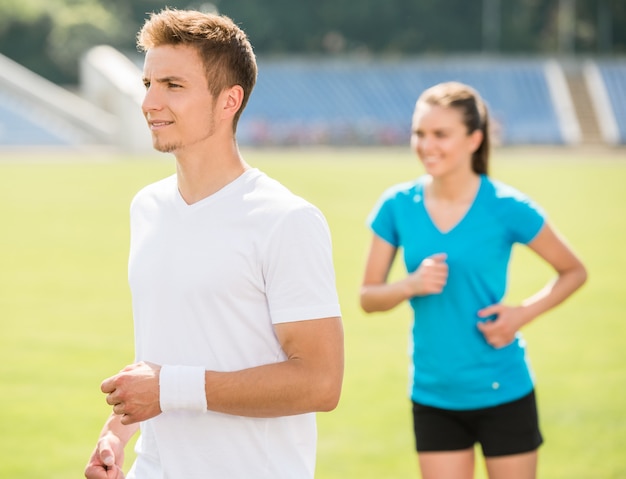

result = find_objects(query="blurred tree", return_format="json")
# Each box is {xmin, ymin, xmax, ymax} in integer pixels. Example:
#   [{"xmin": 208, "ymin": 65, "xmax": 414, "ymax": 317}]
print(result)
[
  {"xmin": 0, "ymin": 0, "xmax": 133, "ymax": 84},
  {"xmin": 612, "ymin": 0, "xmax": 626, "ymax": 55},
  {"xmin": 0, "ymin": 0, "xmax": 624, "ymax": 84}
]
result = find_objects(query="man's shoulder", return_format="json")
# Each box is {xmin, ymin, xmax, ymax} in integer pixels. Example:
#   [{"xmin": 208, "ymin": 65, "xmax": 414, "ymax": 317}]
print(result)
[
  {"xmin": 249, "ymin": 170, "xmax": 314, "ymax": 211},
  {"xmin": 129, "ymin": 175, "xmax": 176, "ymax": 215},
  {"xmin": 246, "ymin": 172, "xmax": 329, "ymax": 236},
  {"xmin": 134, "ymin": 174, "xmax": 175, "ymax": 196}
]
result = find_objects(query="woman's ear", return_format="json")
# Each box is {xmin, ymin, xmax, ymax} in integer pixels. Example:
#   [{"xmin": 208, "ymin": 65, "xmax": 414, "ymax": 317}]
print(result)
[{"xmin": 469, "ymin": 128, "xmax": 484, "ymax": 153}]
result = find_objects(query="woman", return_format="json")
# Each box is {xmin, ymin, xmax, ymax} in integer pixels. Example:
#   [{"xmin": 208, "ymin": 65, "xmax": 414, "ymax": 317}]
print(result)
[{"xmin": 360, "ymin": 81, "xmax": 587, "ymax": 479}]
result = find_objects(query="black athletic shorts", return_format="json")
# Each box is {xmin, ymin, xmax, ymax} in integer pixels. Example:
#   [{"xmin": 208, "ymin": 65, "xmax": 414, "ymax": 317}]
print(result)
[{"xmin": 412, "ymin": 390, "xmax": 543, "ymax": 457}]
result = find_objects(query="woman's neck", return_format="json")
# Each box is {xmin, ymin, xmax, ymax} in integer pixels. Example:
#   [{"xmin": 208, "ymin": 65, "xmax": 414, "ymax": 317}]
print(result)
[{"xmin": 427, "ymin": 170, "xmax": 481, "ymax": 204}]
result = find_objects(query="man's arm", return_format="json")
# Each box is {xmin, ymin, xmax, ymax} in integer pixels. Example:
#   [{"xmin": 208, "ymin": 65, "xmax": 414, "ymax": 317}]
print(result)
[
  {"xmin": 101, "ymin": 316, "xmax": 344, "ymax": 423},
  {"xmin": 205, "ymin": 316, "xmax": 344, "ymax": 417},
  {"xmin": 84, "ymin": 413, "xmax": 139, "ymax": 479}
]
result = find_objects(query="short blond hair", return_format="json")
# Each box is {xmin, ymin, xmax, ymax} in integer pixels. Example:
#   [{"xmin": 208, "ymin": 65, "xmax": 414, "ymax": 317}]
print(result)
[{"xmin": 137, "ymin": 8, "xmax": 257, "ymax": 128}]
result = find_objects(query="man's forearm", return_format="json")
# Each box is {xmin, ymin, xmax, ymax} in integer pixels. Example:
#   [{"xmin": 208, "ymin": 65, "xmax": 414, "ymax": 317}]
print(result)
[
  {"xmin": 100, "ymin": 412, "xmax": 140, "ymax": 444},
  {"xmin": 204, "ymin": 316, "xmax": 344, "ymax": 418}
]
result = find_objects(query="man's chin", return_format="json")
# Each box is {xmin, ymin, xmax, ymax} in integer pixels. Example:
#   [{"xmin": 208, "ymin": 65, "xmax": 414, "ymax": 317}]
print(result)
[{"xmin": 153, "ymin": 141, "xmax": 180, "ymax": 153}]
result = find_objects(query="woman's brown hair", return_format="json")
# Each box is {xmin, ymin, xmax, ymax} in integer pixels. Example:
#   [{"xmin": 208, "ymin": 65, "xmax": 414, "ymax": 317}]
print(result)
[{"xmin": 416, "ymin": 81, "xmax": 491, "ymax": 175}]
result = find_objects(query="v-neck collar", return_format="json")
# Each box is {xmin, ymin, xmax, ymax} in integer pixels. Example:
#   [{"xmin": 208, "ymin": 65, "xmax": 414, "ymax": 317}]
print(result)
[
  {"xmin": 421, "ymin": 175, "xmax": 485, "ymax": 235},
  {"xmin": 173, "ymin": 168, "xmax": 260, "ymax": 212}
]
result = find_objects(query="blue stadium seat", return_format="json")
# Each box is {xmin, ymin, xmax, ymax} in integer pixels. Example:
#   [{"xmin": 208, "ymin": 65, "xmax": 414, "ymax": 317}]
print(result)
[
  {"xmin": 240, "ymin": 58, "xmax": 564, "ymax": 146},
  {"xmin": 0, "ymin": 99, "xmax": 72, "ymax": 146},
  {"xmin": 597, "ymin": 61, "xmax": 626, "ymax": 144}
]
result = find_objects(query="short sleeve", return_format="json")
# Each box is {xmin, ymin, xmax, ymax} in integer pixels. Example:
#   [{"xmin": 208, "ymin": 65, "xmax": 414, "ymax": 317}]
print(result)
[
  {"xmin": 367, "ymin": 186, "xmax": 405, "ymax": 247},
  {"xmin": 264, "ymin": 205, "xmax": 341, "ymax": 324},
  {"xmin": 495, "ymin": 182, "xmax": 546, "ymax": 244}
]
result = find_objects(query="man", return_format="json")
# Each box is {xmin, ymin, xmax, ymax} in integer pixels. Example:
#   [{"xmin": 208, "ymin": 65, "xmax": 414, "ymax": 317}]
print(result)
[{"xmin": 84, "ymin": 8, "xmax": 344, "ymax": 479}]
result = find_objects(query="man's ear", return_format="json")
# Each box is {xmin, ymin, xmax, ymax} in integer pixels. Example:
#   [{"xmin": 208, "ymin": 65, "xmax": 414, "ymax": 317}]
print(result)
[{"xmin": 221, "ymin": 85, "xmax": 244, "ymax": 120}]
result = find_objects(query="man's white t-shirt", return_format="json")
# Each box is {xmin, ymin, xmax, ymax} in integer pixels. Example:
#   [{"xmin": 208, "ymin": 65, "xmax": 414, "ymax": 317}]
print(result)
[{"xmin": 125, "ymin": 169, "xmax": 341, "ymax": 479}]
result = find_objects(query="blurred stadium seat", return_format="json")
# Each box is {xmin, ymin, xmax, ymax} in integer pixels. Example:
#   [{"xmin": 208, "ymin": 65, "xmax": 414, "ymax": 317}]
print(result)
[
  {"xmin": 0, "ymin": 52, "xmax": 115, "ymax": 149},
  {"xmin": 0, "ymin": 89, "xmax": 80, "ymax": 146},
  {"xmin": 595, "ymin": 61, "xmax": 626, "ymax": 144},
  {"xmin": 1, "ymin": 49, "xmax": 625, "ymax": 149},
  {"xmin": 240, "ymin": 58, "xmax": 571, "ymax": 146}
]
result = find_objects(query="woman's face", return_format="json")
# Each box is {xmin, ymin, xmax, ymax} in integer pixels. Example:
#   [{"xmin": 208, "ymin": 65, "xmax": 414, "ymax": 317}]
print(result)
[{"xmin": 410, "ymin": 103, "xmax": 482, "ymax": 178}]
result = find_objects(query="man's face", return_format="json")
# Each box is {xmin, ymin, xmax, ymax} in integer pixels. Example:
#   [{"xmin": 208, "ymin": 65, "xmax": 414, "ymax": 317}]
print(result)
[{"xmin": 141, "ymin": 44, "xmax": 217, "ymax": 154}]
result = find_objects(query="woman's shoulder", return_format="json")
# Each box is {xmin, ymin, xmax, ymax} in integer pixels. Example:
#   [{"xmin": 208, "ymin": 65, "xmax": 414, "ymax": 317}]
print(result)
[
  {"xmin": 379, "ymin": 176, "xmax": 426, "ymax": 201},
  {"xmin": 480, "ymin": 176, "xmax": 545, "ymax": 224},
  {"xmin": 482, "ymin": 176, "xmax": 533, "ymax": 204}
]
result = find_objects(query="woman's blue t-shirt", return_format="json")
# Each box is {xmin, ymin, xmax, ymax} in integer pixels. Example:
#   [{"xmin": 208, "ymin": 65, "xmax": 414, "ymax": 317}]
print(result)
[{"xmin": 368, "ymin": 175, "xmax": 545, "ymax": 410}]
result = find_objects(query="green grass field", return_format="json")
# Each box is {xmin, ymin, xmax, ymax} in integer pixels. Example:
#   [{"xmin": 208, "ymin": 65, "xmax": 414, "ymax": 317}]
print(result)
[{"xmin": 0, "ymin": 146, "xmax": 624, "ymax": 478}]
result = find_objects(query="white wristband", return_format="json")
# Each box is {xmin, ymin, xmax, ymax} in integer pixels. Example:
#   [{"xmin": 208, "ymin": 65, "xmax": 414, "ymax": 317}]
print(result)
[{"xmin": 159, "ymin": 365, "xmax": 207, "ymax": 413}]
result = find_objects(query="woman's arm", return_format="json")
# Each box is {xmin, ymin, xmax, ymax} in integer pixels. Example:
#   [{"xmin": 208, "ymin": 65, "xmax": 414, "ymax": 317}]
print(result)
[
  {"xmin": 360, "ymin": 235, "xmax": 448, "ymax": 313},
  {"xmin": 477, "ymin": 222, "xmax": 588, "ymax": 347},
  {"xmin": 520, "ymin": 222, "xmax": 588, "ymax": 317}
]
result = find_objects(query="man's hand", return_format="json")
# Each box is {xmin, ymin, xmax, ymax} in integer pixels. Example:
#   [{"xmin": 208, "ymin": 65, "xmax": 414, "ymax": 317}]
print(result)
[
  {"xmin": 84, "ymin": 431, "xmax": 126, "ymax": 479},
  {"xmin": 101, "ymin": 362, "xmax": 162, "ymax": 425}
]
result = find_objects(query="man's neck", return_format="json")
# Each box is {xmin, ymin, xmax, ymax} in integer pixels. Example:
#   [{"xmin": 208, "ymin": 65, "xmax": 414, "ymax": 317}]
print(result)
[{"xmin": 175, "ymin": 141, "xmax": 249, "ymax": 205}]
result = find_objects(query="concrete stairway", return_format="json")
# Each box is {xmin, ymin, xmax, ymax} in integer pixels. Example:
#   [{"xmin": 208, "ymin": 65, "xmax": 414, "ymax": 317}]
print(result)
[{"xmin": 564, "ymin": 67, "xmax": 604, "ymax": 145}]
